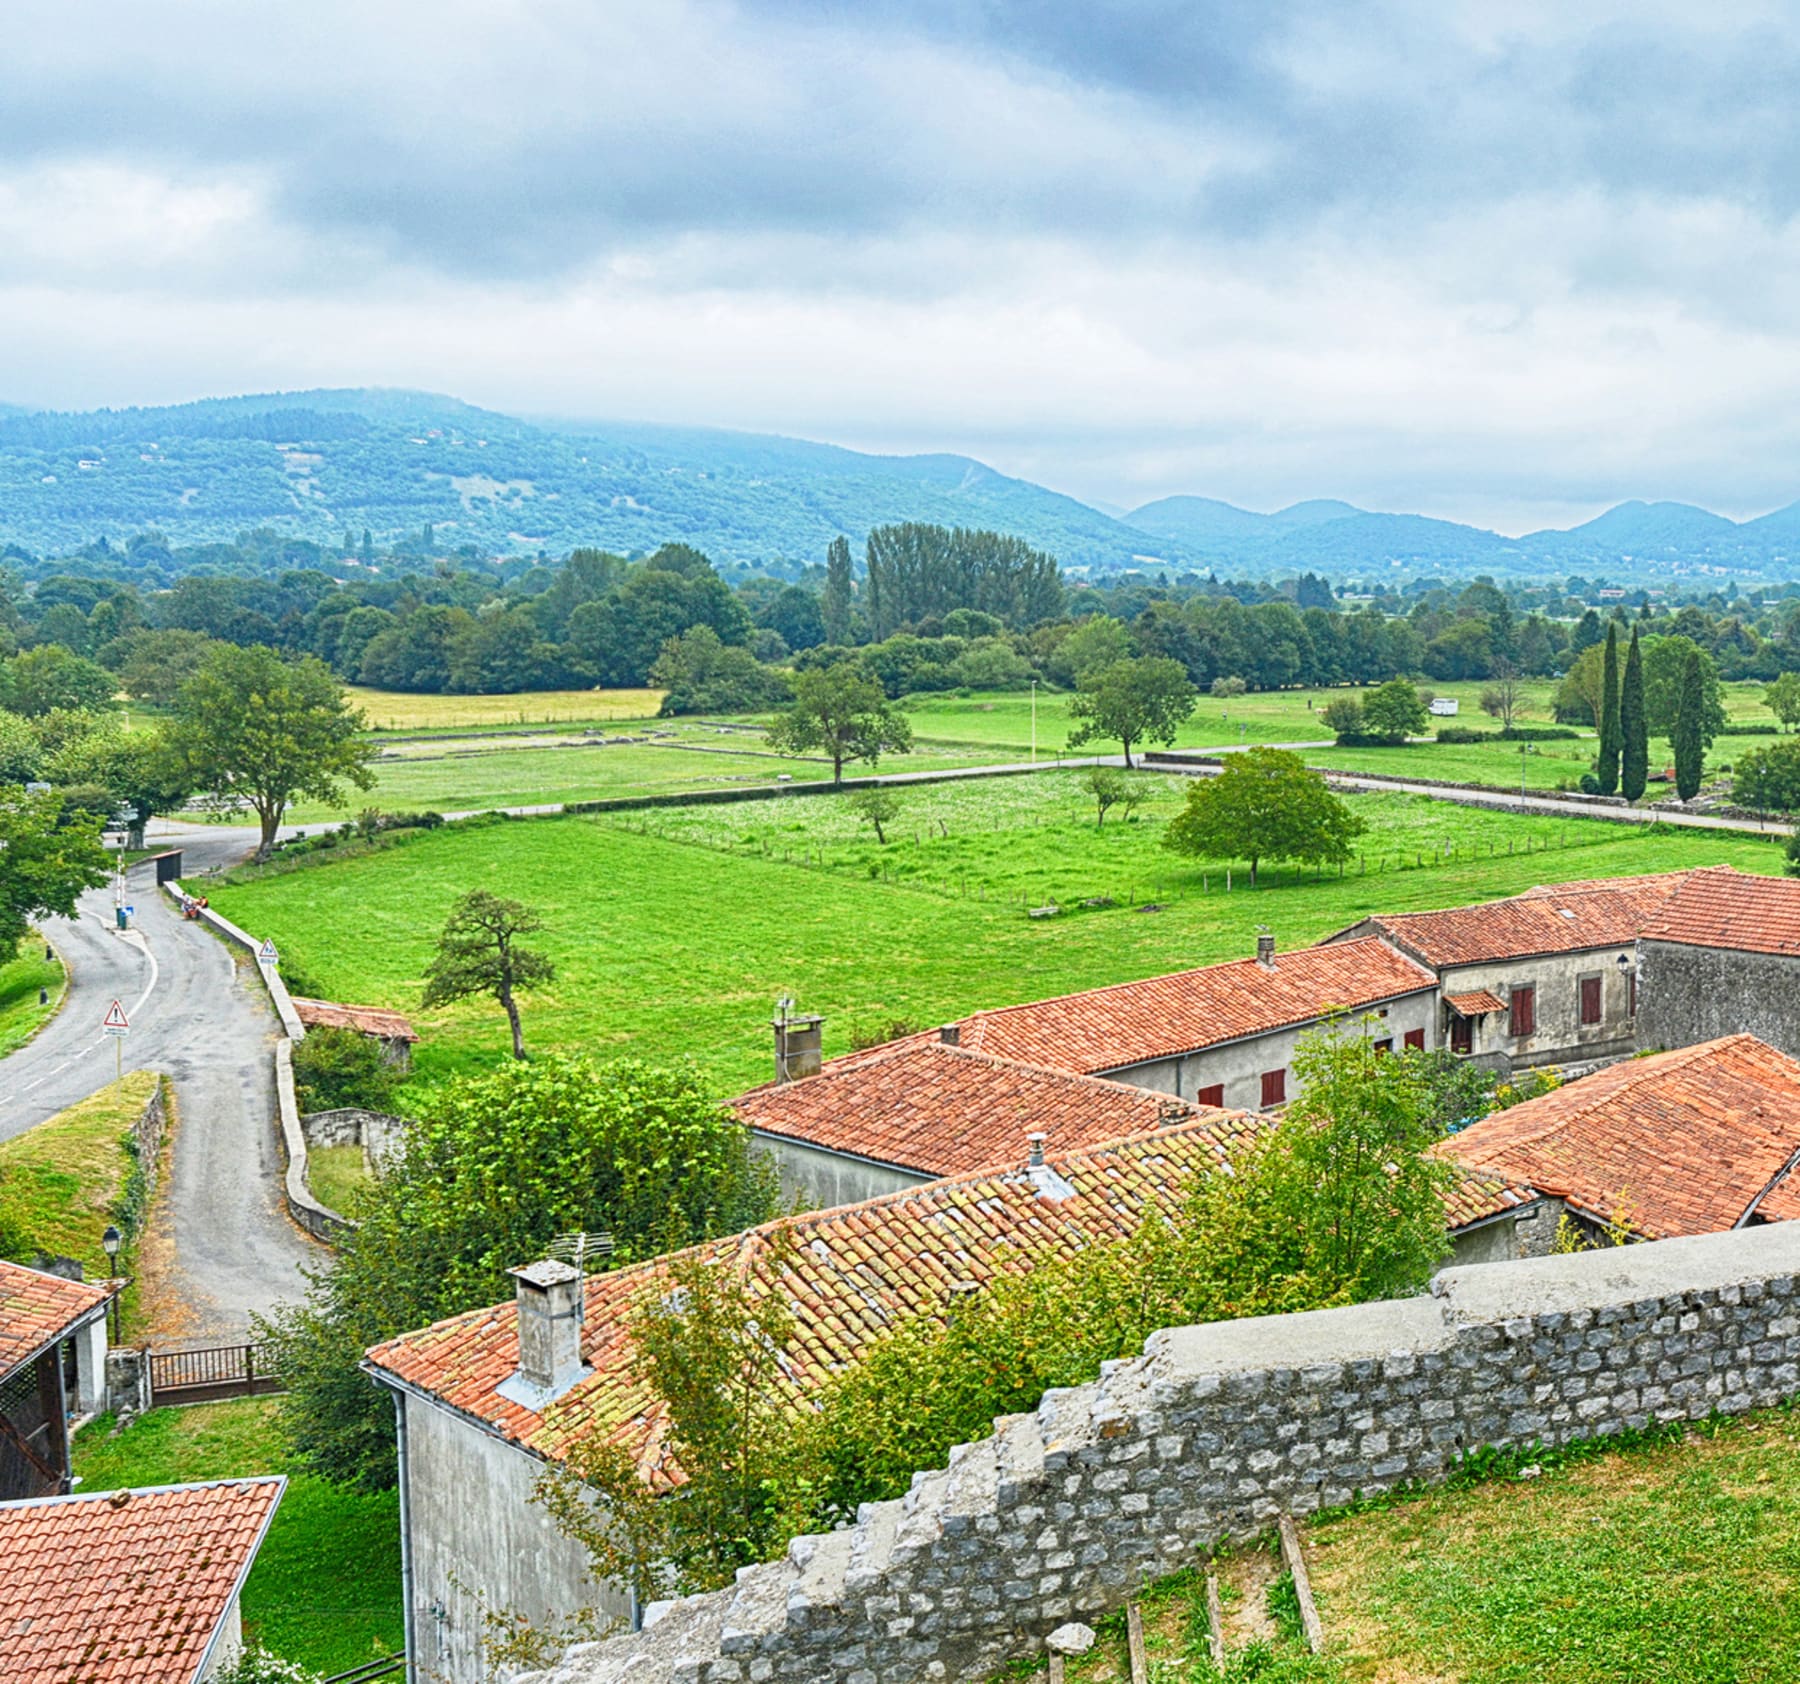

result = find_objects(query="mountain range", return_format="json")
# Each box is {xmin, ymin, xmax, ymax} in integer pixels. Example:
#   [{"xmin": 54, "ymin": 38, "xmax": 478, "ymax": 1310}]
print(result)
[{"xmin": 1, "ymin": 387, "xmax": 1797, "ymax": 583}]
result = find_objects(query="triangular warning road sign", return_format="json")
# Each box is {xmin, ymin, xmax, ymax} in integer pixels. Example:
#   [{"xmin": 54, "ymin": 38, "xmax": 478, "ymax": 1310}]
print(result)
[{"xmin": 102, "ymin": 999, "xmax": 129, "ymax": 1031}]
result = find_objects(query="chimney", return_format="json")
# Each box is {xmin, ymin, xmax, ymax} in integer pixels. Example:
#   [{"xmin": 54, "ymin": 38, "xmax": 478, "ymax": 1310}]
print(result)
[
  {"xmin": 1025, "ymin": 1131, "xmax": 1074, "ymax": 1201},
  {"xmin": 1027, "ymin": 1131, "xmax": 1047, "ymax": 1167},
  {"xmin": 771, "ymin": 1003, "xmax": 824, "ymax": 1083},
  {"xmin": 497, "ymin": 1260, "xmax": 588, "ymax": 1408},
  {"xmin": 938, "ymin": 1023, "xmax": 961, "ymax": 1046},
  {"xmin": 1256, "ymin": 932, "xmax": 1276, "ymax": 968}
]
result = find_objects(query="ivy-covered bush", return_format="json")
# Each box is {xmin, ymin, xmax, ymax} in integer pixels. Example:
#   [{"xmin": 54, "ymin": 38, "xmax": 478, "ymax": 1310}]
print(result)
[{"xmin": 291, "ymin": 1026, "xmax": 402, "ymax": 1114}]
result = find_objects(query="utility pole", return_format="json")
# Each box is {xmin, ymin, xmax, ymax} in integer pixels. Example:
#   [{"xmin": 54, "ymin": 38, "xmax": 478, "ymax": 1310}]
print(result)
[{"xmin": 1031, "ymin": 679, "xmax": 1037, "ymax": 765}]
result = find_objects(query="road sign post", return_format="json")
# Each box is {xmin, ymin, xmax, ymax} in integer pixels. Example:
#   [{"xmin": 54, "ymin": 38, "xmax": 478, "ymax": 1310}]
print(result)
[
  {"xmin": 257, "ymin": 938, "xmax": 279, "ymax": 968},
  {"xmin": 103, "ymin": 999, "xmax": 129, "ymax": 1079}
]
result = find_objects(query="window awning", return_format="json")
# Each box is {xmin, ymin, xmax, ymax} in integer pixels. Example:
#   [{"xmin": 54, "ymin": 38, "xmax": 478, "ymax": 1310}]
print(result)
[{"xmin": 1446, "ymin": 989, "xmax": 1508, "ymax": 1017}]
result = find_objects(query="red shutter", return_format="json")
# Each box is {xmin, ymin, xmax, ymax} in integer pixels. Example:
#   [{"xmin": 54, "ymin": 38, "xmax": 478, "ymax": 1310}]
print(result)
[
  {"xmin": 1580, "ymin": 976, "xmax": 1602, "ymax": 1026},
  {"xmin": 1404, "ymin": 1028, "xmax": 1425, "ymax": 1050},
  {"xmin": 1451, "ymin": 1015, "xmax": 1473, "ymax": 1054},
  {"xmin": 1260, "ymin": 1069, "xmax": 1286, "ymax": 1108},
  {"xmin": 1510, "ymin": 986, "xmax": 1535, "ymax": 1038},
  {"xmin": 1195, "ymin": 1084, "xmax": 1225, "ymax": 1108}
]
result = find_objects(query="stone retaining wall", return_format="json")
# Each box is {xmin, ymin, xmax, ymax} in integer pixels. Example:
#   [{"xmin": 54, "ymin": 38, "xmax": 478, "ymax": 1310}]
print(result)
[
  {"xmin": 300, "ymin": 1106, "xmax": 410, "ymax": 1171},
  {"xmin": 516, "ymin": 1222, "xmax": 1800, "ymax": 1684}
]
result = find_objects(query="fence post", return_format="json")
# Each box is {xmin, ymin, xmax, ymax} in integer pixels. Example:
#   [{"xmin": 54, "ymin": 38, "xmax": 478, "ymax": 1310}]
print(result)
[{"xmin": 246, "ymin": 1345, "xmax": 255, "ymax": 1394}]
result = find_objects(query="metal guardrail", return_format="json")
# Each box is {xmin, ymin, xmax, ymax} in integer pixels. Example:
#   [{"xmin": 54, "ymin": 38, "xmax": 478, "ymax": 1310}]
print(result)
[{"xmin": 322, "ymin": 1658, "xmax": 405, "ymax": 1683}]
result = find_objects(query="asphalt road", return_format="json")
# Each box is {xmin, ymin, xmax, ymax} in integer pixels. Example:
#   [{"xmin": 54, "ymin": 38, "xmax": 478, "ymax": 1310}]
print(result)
[{"xmin": 1, "ymin": 819, "xmax": 319, "ymax": 1337}]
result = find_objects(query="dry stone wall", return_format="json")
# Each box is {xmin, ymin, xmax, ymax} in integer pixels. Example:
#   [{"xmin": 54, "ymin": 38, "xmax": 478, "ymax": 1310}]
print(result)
[{"xmin": 516, "ymin": 1222, "xmax": 1800, "ymax": 1684}]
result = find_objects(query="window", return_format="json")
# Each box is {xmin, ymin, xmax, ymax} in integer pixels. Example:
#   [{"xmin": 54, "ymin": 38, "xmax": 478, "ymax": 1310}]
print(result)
[
  {"xmin": 1373, "ymin": 1038, "xmax": 1393, "ymax": 1056},
  {"xmin": 1509, "ymin": 985, "xmax": 1536, "ymax": 1038},
  {"xmin": 1260, "ymin": 1068, "xmax": 1286, "ymax": 1108},
  {"xmin": 1195, "ymin": 1083, "xmax": 1225, "ymax": 1108},
  {"xmin": 1404, "ymin": 1028, "xmax": 1425, "ymax": 1051},
  {"xmin": 1579, "ymin": 975, "xmax": 1603, "ymax": 1027},
  {"xmin": 1450, "ymin": 1015, "xmax": 1473, "ymax": 1055}
]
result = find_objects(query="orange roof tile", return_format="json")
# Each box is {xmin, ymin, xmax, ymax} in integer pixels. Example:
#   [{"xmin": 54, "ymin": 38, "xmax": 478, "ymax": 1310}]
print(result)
[
  {"xmin": 1641, "ymin": 864, "xmax": 1800, "ymax": 957},
  {"xmin": 292, "ymin": 996, "xmax": 419, "ymax": 1041},
  {"xmin": 1445, "ymin": 990, "xmax": 1508, "ymax": 1016},
  {"xmin": 944, "ymin": 938, "xmax": 1435, "ymax": 1075},
  {"xmin": 0, "ymin": 1478, "xmax": 284, "ymax": 1684},
  {"xmin": 1346, "ymin": 873, "xmax": 1690, "ymax": 969},
  {"xmin": 368, "ymin": 1112, "xmax": 1526, "ymax": 1488},
  {"xmin": 0, "ymin": 1260, "xmax": 109, "ymax": 1373},
  {"xmin": 1437, "ymin": 1034, "xmax": 1800, "ymax": 1239},
  {"xmin": 733, "ymin": 1040, "xmax": 1214, "ymax": 1178}
]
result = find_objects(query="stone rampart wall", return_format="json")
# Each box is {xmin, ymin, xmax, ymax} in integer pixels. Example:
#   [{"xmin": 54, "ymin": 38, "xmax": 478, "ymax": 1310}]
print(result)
[{"xmin": 515, "ymin": 1222, "xmax": 1800, "ymax": 1684}]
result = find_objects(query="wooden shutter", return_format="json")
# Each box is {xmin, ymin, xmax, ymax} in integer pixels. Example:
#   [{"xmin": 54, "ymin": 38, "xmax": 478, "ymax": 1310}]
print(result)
[
  {"xmin": 1260, "ymin": 1068, "xmax": 1286, "ymax": 1108},
  {"xmin": 1195, "ymin": 1083, "xmax": 1225, "ymax": 1108},
  {"xmin": 1451, "ymin": 1015, "xmax": 1473, "ymax": 1054},
  {"xmin": 1404, "ymin": 1028, "xmax": 1425, "ymax": 1050},
  {"xmin": 1579, "ymin": 976, "xmax": 1602, "ymax": 1026},
  {"xmin": 1510, "ymin": 986, "xmax": 1535, "ymax": 1038}
]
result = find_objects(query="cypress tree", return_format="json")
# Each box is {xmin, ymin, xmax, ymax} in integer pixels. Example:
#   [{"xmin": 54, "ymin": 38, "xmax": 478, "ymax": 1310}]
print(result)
[
  {"xmin": 1672, "ymin": 646, "xmax": 1706, "ymax": 801},
  {"xmin": 822, "ymin": 535, "xmax": 854, "ymax": 646},
  {"xmin": 1620, "ymin": 627, "xmax": 1648, "ymax": 801},
  {"xmin": 1596, "ymin": 622, "xmax": 1622, "ymax": 795}
]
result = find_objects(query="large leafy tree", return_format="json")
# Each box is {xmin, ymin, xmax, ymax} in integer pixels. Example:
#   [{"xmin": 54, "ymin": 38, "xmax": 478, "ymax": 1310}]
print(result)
[
  {"xmin": 765, "ymin": 662, "xmax": 913, "ymax": 783},
  {"xmin": 258, "ymin": 1055, "xmax": 781, "ymax": 1490},
  {"xmin": 167, "ymin": 645, "xmax": 374, "ymax": 858},
  {"xmin": 1734, "ymin": 739, "xmax": 1800, "ymax": 811},
  {"xmin": 1620, "ymin": 628, "xmax": 1648, "ymax": 802},
  {"xmin": 0, "ymin": 786, "xmax": 111, "ymax": 951},
  {"xmin": 421, "ymin": 890, "xmax": 556, "ymax": 1060},
  {"xmin": 820, "ymin": 536, "xmax": 855, "ymax": 647},
  {"xmin": 1672, "ymin": 644, "xmax": 1709, "ymax": 800},
  {"xmin": 1359, "ymin": 677, "xmax": 1429, "ymax": 744},
  {"xmin": 1643, "ymin": 633, "xmax": 1726, "ymax": 739},
  {"xmin": 1596, "ymin": 623, "xmax": 1622, "ymax": 795},
  {"xmin": 1765, "ymin": 671, "xmax": 1800, "ymax": 732},
  {"xmin": 1064, "ymin": 655, "xmax": 1196, "ymax": 768},
  {"xmin": 2, "ymin": 646, "xmax": 117, "ymax": 717},
  {"xmin": 1164, "ymin": 746, "xmax": 1365, "ymax": 883}
]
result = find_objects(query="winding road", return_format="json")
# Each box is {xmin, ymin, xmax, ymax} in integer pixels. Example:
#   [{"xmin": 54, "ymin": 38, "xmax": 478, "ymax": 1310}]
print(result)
[{"xmin": 1, "ymin": 819, "xmax": 318, "ymax": 1338}]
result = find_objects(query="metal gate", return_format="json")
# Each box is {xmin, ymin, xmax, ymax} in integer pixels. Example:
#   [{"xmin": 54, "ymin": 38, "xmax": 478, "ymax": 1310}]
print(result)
[{"xmin": 148, "ymin": 1343, "xmax": 283, "ymax": 1406}]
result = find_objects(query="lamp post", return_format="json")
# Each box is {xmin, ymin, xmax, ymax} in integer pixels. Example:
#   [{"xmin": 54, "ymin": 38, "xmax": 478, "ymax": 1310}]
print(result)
[
  {"xmin": 100, "ymin": 1225, "xmax": 122, "ymax": 1342},
  {"xmin": 1518, "ymin": 742, "xmax": 1538, "ymax": 798}
]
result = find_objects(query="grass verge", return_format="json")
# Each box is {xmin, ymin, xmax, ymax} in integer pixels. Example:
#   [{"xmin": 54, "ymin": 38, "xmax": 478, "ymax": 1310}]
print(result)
[
  {"xmin": 306, "ymin": 1143, "xmax": 370, "ymax": 1214},
  {"xmin": 73, "ymin": 1399, "xmax": 403, "ymax": 1675},
  {"xmin": 0, "ymin": 933, "xmax": 65, "ymax": 1059}
]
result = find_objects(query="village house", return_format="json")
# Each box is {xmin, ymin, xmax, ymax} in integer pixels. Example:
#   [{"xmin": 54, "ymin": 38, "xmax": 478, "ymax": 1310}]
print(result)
[
  {"xmin": 1636, "ymin": 865, "xmax": 1800, "ymax": 1060},
  {"xmin": 363, "ymin": 1114, "xmax": 1531, "ymax": 1683},
  {"xmin": 1326, "ymin": 873, "xmax": 1690, "ymax": 1069},
  {"xmin": 0, "ymin": 1259, "xmax": 116, "ymax": 1500},
  {"xmin": 291, "ymin": 995, "xmax": 420, "ymax": 1069},
  {"xmin": 0, "ymin": 1476, "xmax": 284, "ymax": 1681},
  {"xmin": 1438, "ymin": 1033, "xmax": 1800, "ymax": 1242}
]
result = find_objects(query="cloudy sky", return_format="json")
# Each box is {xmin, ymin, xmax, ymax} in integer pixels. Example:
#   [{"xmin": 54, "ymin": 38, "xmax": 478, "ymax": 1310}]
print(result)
[{"xmin": 6, "ymin": 2, "xmax": 1800, "ymax": 532}]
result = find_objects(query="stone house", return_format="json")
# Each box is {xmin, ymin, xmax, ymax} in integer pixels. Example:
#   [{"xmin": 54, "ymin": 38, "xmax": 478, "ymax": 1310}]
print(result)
[
  {"xmin": 0, "ymin": 1259, "xmax": 116, "ymax": 1500},
  {"xmin": 0, "ymin": 1476, "xmax": 284, "ymax": 1681},
  {"xmin": 1327, "ymin": 873, "xmax": 1690, "ymax": 1071},
  {"xmin": 292, "ymin": 995, "xmax": 420, "ymax": 1069},
  {"xmin": 1440, "ymin": 1033, "xmax": 1800, "ymax": 1243},
  {"xmin": 1637, "ymin": 865, "xmax": 1800, "ymax": 1059},
  {"xmin": 363, "ymin": 1117, "xmax": 1532, "ymax": 1683}
]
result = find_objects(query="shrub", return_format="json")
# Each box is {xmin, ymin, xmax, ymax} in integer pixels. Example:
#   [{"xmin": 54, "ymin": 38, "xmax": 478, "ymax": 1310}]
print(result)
[
  {"xmin": 1434, "ymin": 726, "xmax": 1493, "ymax": 744},
  {"xmin": 1498, "ymin": 725, "xmax": 1581, "ymax": 741},
  {"xmin": 291, "ymin": 1026, "xmax": 402, "ymax": 1114},
  {"xmin": 1209, "ymin": 675, "xmax": 1247, "ymax": 697},
  {"xmin": 1578, "ymin": 772, "xmax": 1601, "ymax": 794},
  {"xmin": 210, "ymin": 1649, "xmax": 323, "ymax": 1684},
  {"xmin": 1320, "ymin": 696, "xmax": 1365, "ymax": 743}
]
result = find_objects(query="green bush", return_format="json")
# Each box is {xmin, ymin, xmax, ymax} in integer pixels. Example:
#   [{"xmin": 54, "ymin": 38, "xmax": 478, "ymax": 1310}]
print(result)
[
  {"xmin": 1434, "ymin": 726, "xmax": 1493, "ymax": 744},
  {"xmin": 1498, "ymin": 724, "xmax": 1581, "ymax": 741},
  {"xmin": 1734, "ymin": 738, "xmax": 1800, "ymax": 811},
  {"xmin": 291, "ymin": 1026, "xmax": 402, "ymax": 1114},
  {"xmin": 209, "ymin": 1649, "xmax": 323, "ymax": 1684}
]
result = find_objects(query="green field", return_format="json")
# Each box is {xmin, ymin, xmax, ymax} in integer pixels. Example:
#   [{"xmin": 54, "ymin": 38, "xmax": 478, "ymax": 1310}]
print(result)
[
  {"xmin": 347, "ymin": 684, "xmax": 664, "ymax": 731},
  {"xmin": 0, "ymin": 934, "xmax": 65, "ymax": 1058},
  {"xmin": 1035, "ymin": 1409, "xmax": 1800, "ymax": 1682},
  {"xmin": 73, "ymin": 1400, "xmax": 403, "ymax": 1675},
  {"xmin": 208, "ymin": 775, "xmax": 1784, "ymax": 1097}
]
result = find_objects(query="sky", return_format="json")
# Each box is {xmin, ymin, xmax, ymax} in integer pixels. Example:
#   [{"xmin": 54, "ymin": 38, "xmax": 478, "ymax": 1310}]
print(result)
[{"xmin": 6, "ymin": 2, "xmax": 1800, "ymax": 534}]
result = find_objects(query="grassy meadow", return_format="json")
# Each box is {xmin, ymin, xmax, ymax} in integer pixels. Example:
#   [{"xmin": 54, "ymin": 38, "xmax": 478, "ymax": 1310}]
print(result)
[
  {"xmin": 207, "ymin": 773, "xmax": 1784, "ymax": 1098},
  {"xmin": 74, "ymin": 1400, "xmax": 403, "ymax": 1675},
  {"xmin": 0, "ymin": 935, "xmax": 63, "ymax": 1058},
  {"xmin": 346, "ymin": 684, "xmax": 664, "ymax": 732}
]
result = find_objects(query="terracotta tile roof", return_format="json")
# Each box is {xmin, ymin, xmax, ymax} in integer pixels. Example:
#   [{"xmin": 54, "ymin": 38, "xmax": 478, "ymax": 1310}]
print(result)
[
  {"xmin": 292, "ymin": 996, "xmax": 419, "ymax": 1041},
  {"xmin": 366, "ymin": 1115, "xmax": 1268, "ymax": 1488},
  {"xmin": 0, "ymin": 1478, "xmax": 284, "ymax": 1684},
  {"xmin": 942, "ymin": 939, "xmax": 1436, "ymax": 1075},
  {"xmin": 1437, "ymin": 1034, "xmax": 1800, "ymax": 1239},
  {"xmin": 1640, "ymin": 864, "xmax": 1800, "ymax": 957},
  {"xmin": 733, "ymin": 1040, "xmax": 1215, "ymax": 1178},
  {"xmin": 0, "ymin": 1260, "xmax": 109, "ymax": 1373},
  {"xmin": 1343, "ymin": 872, "xmax": 1691, "ymax": 969},
  {"xmin": 368, "ymin": 1112, "xmax": 1526, "ymax": 1489},
  {"xmin": 1445, "ymin": 990, "xmax": 1508, "ymax": 1016}
]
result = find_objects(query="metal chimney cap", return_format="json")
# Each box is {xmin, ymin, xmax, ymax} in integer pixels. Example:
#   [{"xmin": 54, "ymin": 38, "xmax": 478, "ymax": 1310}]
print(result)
[
  {"xmin": 1026, "ymin": 1130, "xmax": 1048, "ymax": 1166},
  {"xmin": 511, "ymin": 1259, "xmax": 582, "ymax": 1290}
]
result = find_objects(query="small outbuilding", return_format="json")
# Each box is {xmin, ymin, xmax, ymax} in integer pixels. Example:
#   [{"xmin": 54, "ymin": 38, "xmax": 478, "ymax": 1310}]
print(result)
[
  {"xmin": 292, "ymin": 996, "xmax": 420, "ymax": 1069},
  {"xmin": 0, "ymin": 1259, "xmax": 116, "ymax": 1500}
]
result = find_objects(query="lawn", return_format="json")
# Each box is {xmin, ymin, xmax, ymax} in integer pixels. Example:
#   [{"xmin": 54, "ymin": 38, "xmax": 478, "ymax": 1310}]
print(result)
[
  {"xmin": 206, "ymin": 780, "xmax": 1785, "ymax": 1098},
  {"xmin": 0, "ymin": 1071, "xmax": 158, "ymax": 1288},
  {"xmin": 306, "ymin": 1142, "xmax": 370, "ymax": 1213},
  {"xmin": 346, "ymin": 684, "xmax": 664, "ymax": 731},
  {"xmin": 1032, "ymin": 1408, "xmax": 1800, "ymax": 1682},
  {"xmin": 73, "ymin": 1399, "xmax": 403, "ymax": 1676},
  {"xmin": 0, "ymin": 933, "xmax": 65, "ymax": 1059}
]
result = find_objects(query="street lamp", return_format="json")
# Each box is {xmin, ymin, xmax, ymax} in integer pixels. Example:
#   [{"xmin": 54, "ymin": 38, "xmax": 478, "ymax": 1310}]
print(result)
[
  {"xmin": 1518, "ymin": 742, "xmax": 1539, "ymax": 797},
  {"xmin": 100, "ymin": 1226, "xmax": 122, "ymax": 1342},
  {"xmin": 1030, "ymin": 679, "xmax": 1037, "ymax": 765}
]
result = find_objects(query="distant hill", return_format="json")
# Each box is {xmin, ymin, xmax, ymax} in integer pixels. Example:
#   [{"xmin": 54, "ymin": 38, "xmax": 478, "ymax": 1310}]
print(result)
[
  {"xmin": 0, "ymin": 389, "xmax": 1188, "ymax": 573},
  {"xmin": 0, "ymin": 387, "xmax": 1795, "ymax": 582}
]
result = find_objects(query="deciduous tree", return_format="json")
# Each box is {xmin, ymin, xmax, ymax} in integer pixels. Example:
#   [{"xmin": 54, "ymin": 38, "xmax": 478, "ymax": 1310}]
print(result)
[
  {"xmin": 765, "ymin": 663, "xmax": 913, "ymax": 784},
  {"xmin": 167, "ymin": 645, "xmax": 373, "ymax": 859},
  {"xmin": 1163, "ymin": 746, "xmax": 1365, "ymax": 884},
  {"xmin": 1064, "ymin": 656, "xmax": 1195, "ymax": 768},
  {"xmin": 0, "ymin": 786, "xmax": 110, "ymax": 951},
  {"xmin": 846, "ymin": 786, "xmax": 901, "ymax": 844},
  {"xmin": 1083, "ymin": 765, "xmax": 1127, "ymax": 827},
  {"xmin": 1479, "ymin": 660, "xmax": 1522, "ymax": 732},
  {"xmin": 1766, "ymin": 671, "xmax": 1800, "ymax": 732},
  {"xmin": 421, "ymin": 890, "xmax": 556, "ymax": 1060},
  {"xmin": 1360, "ymin": 678, "xmax": 1429, "ymax": 744},
  {"xmin": 821, "ymin": 537, "xmax": 855, "ymax": 647}
]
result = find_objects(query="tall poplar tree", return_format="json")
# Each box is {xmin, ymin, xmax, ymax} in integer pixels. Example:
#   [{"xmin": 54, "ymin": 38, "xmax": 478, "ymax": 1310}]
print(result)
[
  {"xmin": 1620, "ymin": 627, "xmax": 1648, "ymax": 802},
  {"xmin": 1596, "ymin": 622, "xmax": 1622, "ymax": 795},
  {"xmin": 821, "ymin": 535, "xmax": 854, "ymax": 646},
  {"xmin": 1672, "ymin": 646, "xmax": 1707, "ymax": 800}
]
